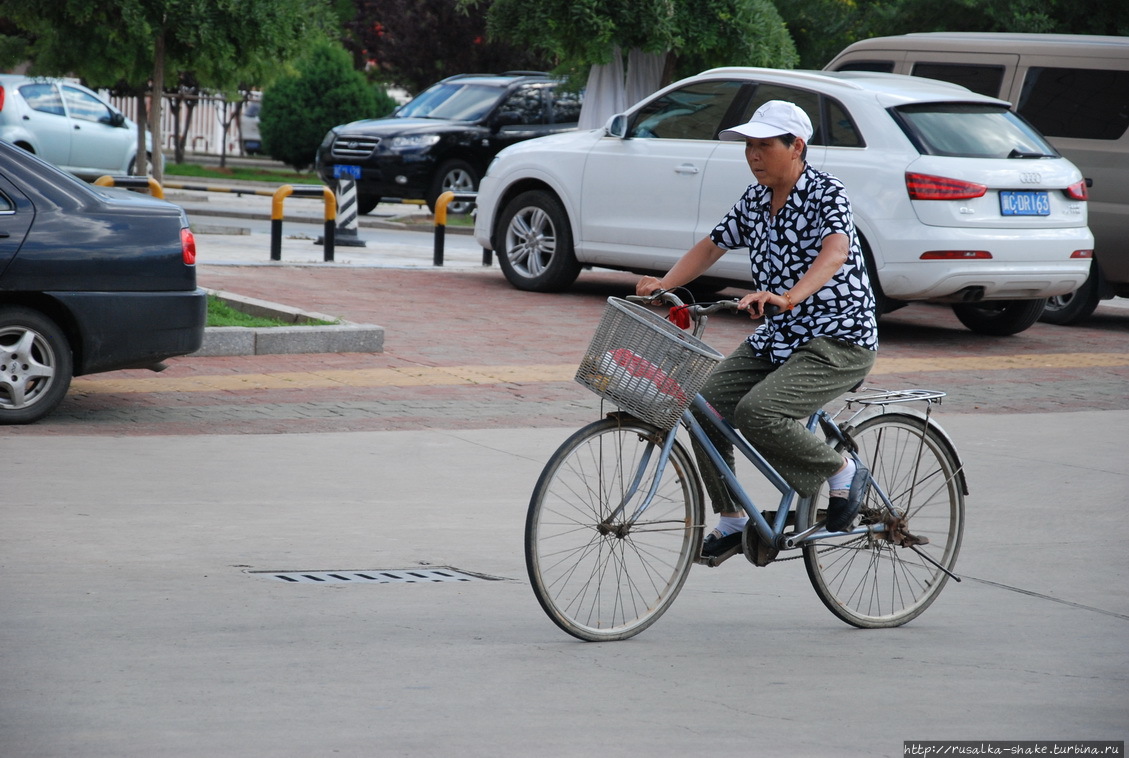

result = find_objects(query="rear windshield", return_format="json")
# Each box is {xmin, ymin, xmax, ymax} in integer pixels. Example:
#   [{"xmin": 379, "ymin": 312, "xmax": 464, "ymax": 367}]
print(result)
[
  {"xmin": 397, "ymin": 83, "xmax": 503, "ymax": 122},
  {"xmin": 893, "ymin": 103, "xmax": 1059, "ymax": 159}
]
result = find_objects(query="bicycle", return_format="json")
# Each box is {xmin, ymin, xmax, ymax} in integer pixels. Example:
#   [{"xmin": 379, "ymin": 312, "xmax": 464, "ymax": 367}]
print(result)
[{"xmin": 525, "ymin": 291, "xmax": 967, "ymax": 641}]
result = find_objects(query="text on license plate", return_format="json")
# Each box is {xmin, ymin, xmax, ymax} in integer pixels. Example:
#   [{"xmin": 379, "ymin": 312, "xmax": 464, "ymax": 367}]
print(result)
[
  {"xmin": 999, "ymin": 190, "xmax": 1050, "ymax": 216},
  {"xmin": 333, "ymin": 164, "xmax": 362, "ymax": 180}
]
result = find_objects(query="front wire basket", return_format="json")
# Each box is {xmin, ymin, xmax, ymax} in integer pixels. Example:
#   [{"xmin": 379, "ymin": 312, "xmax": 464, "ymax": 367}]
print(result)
[{"xmin": 575, "ymin": 297, "xmax": 723, "ymax": 429}]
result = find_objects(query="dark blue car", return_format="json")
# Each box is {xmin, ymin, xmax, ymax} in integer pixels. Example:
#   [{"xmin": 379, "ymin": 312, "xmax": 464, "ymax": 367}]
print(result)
[{"xmin": 0, "ymin": 140, "xmax": 205, "ymax": 424}]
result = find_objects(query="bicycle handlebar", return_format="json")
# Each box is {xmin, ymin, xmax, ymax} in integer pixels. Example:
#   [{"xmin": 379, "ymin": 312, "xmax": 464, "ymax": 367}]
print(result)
[{"xmin": 627, "ymin": 290, "xmax": 781, "ymax": 318}]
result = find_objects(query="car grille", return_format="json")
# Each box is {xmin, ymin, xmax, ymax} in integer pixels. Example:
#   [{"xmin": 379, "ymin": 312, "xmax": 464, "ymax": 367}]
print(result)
[{"xmin": 331, "ymin": 136, "xmax": 380, "ymax": 159}]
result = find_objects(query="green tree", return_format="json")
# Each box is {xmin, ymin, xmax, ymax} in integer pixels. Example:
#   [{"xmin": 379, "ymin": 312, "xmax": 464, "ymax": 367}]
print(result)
[
  {"xmin": 779, "ymin": 0, "xmax": 1129, "ymax": 69},
  {"xmin": 2, "ymin": 0, "xmax": 330, "ymax": 180},
  {"xmin": 472, "ymin": 0, "xmax": 798, "ymax": 85},
  {"xmin": 259, "ymin": 40, "xmax": 377, "ymax": 171}
]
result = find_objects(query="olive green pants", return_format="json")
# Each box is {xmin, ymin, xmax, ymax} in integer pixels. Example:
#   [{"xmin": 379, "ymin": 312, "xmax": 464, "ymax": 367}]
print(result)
[{"xmin": 692, "ymin": 337, "xmax": 876, "ymax": 511}]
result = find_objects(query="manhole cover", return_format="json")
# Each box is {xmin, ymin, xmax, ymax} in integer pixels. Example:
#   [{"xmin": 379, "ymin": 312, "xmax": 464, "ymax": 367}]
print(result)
[{"xmin": 248, "ymin": 567, "xmax": 503, "ymax": 584}]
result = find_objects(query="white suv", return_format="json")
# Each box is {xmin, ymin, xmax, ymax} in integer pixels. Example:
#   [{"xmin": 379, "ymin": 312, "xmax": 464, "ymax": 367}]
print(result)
[{"xmin": 474, "ymin": 68, "xmax": 1093, "ymax": 335}]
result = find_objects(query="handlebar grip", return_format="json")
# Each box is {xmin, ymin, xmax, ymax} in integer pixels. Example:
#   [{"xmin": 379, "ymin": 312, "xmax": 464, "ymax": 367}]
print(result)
[{"xmin": 762, "ymin": 304, "xmax": 781, "ymax": 317}]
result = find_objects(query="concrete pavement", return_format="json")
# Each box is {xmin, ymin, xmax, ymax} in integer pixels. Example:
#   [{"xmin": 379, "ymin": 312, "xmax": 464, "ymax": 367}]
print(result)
[{"xmin": 3, "ymin": 412, "xmax": 1127, "ymax": 757}]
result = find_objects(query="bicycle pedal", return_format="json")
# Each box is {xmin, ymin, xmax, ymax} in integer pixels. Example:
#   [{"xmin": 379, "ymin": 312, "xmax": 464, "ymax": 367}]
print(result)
[{"xmin": 697, "ymin": 544, "xmax": 742, "ymax": 567}]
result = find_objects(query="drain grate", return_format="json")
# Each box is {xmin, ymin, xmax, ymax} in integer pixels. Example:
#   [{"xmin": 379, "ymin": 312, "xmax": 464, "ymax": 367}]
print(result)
[{"xmin": 248, "ymin": 567, "xmax": 503, "ymax": 584}]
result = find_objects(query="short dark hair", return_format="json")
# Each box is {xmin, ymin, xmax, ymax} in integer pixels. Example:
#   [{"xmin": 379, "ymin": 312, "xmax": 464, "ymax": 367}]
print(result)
[{"xmin": 777, "ymin": 133, "xmax": 809, "ymax": 160}]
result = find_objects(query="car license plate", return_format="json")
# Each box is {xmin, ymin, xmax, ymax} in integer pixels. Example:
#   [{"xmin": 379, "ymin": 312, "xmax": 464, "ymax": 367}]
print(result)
[
  {"xmin": 999, "ymin": 190, "xmax": 1050, "ymax": 216},
  {"xmin": 333, "ymin": 164, "xmax": 362, "ymax": 180}
]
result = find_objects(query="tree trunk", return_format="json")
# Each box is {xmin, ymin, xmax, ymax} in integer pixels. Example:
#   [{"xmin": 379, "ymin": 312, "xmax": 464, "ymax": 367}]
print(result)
[
  {"xmin": 135, "ymin": 95, "xmax": 148, "ymax": 176},
  {"xmin": 150, "ymin": 30, "xmax": 166, "ymax": 183}
]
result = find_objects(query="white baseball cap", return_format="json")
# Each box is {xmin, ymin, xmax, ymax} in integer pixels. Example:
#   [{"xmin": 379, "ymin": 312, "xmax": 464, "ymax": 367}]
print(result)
[{"xmin": 719, "ymin": 100, "xmax": 813, "ymax": 142}]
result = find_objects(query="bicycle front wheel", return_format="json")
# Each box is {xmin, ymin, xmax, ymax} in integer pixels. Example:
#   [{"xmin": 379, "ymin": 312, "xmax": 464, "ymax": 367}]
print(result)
[
  {"xmin": 526, "ymin": 416, "xmax": 704, "ymax": 641},
  {"xmin": 803, "ymin": 412, "xmax": 965, "ymax": 628}
]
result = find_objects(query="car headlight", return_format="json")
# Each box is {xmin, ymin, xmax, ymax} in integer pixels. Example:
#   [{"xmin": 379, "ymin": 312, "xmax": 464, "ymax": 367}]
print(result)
[{"xmin": 389, "ymin": 134, "xmax": 441, "ymax": 150}]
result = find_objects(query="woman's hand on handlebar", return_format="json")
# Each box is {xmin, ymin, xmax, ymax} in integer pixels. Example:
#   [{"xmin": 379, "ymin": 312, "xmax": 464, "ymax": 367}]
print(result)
[
  {"xmin": 737, "ymin": 291, "xmax": 787, "ymax": 319},
  {"xmin": 635, "ymin": 275, "xmax": 665, "ymax": 298}
]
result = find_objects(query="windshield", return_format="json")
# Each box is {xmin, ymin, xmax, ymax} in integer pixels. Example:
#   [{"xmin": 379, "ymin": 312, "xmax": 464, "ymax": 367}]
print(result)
[
  {"xmin": 397, "ymin": 83, "xmax": 504, "ymax": 121},
  {"xmin": 894, "ymin": 103, "xmax": 1059, "ymax": 159}
]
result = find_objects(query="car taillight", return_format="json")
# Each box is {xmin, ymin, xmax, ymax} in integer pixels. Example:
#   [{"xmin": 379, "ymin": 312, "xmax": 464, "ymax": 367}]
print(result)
[
  {"xmin": 0, "ymin": 86, "xmax": 6, "ymax": 112},
  {"xmin": 906, "ymin": 172, "xmax": 987, "ymax": 201},
  {"xmin": 181, "ymin": 227, "xmax": 197, "ymax": 265},
  {"xmin": 1064, "ymin": 180, "xmax": 1089, "ymax": 201}
]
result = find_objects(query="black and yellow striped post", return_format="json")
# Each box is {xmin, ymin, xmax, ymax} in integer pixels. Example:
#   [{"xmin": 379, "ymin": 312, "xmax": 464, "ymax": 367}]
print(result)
[
  {"xmin": 433, "ymin": 191, "xmax": 476, "ymax": 267},
  {"xmin": 271, "ymin": 184, "xmax": 336, "ymax": 262},
  {"xmin": 94, "ymin": 175, "xmax": 165, "ymax": 199}
]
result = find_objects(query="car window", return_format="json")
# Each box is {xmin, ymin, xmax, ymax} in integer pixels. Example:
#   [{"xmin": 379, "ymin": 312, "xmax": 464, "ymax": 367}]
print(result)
[
  {"xmin": 823, "ymin": 98, "xmax": 864, "ymax": 148},
  {"xmin": 910, "ymin": 63, "xmax": 1005, "ymax": 98},
  {"xmin": 397, "ymin": 82, "xmax": 505, "ymax": 122},
  {"xmin": 835, "ymin": 61, "xmax": 895, "ymax": 74},
  {"xmin": 628, "ymin": 80, "xmax": 743, "ymax": 140},
  {"xmin": 549, "ymin": 88, "xmax": 582, "ymax": 124},
  {"xmin": 0, "ymin": 191, "xmax": 12, "ymax": 212},
  {"xmin": 893, "ymin": 103, "xmax": 1057, "ymax": 159},
  {"xmin": 18, "ymin": 83, "xmax": 65, "ymax": 116},
  {"xmin": 498, "ymin": 84, "xmax": 547, "ymax": 125},
  {"xmin": 61, "ymin": 85, "xmax": 113, "ymax": 123},
  {"xmin": 1017, "ymin": 67, "xmax": 1129, "ymax": 141}
]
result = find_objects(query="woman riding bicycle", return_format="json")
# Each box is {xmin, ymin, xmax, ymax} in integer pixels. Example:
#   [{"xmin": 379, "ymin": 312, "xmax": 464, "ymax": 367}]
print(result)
[{"xmin": 636, "ymin": 100, "xmax": 879, "ymax": 563}]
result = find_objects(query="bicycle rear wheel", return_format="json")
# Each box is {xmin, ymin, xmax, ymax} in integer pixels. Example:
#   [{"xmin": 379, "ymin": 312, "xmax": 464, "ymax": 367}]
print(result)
[
  {"xmin": 803, "ymin": 412, "xmax": 965, "ymax": 628},
  {"xmin": 526, "ymin": 416, "xmax": 704, "ymax": 641}
]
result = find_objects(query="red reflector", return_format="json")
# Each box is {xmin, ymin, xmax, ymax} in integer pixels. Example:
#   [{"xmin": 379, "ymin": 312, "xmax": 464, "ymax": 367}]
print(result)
[
  {"xmin": 906, "ymin": 172, "xmax": 987, "ymax": 201},
  {"xmin": 1071, "ymin": 250, "xmax": 1093, "ymax": 259},
  {"xmin": 920, "ymin": 251, "xmax": 992, "ymax": 260},
  {"xmin": 1064, "ymin": 180, "xmax": 1089, "ymax": 201},
  {"xmin": 181, "ymin": 227, "xmax": 197, "ymax": 265}
]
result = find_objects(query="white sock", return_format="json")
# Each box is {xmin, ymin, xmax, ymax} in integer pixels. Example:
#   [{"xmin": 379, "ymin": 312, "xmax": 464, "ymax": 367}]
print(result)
[
  {"xmin": 827, "ymin": 457, "xmax": 854, "ymax": 497},
  {"xmin": 714, "ymin": 515, "xmax": 749, "ymax": 537}
]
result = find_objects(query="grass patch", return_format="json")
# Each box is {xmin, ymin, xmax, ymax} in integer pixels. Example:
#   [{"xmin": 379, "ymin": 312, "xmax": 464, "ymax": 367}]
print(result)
[
  {"xmin": 167, "ymin": 162, "xmax": 311, "ymax": 185},
  {"xmin": 206, "ymin": 294, "xmax": 337, "ymax": 327}
]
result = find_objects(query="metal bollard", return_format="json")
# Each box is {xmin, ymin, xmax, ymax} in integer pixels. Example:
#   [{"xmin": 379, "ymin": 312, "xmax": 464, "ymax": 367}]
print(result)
[
  {"xmin": 271, "ymin": 184, "xmax": 336, "ymax": 262},
  {"xmin": 433, "ymin": 191, "xmax": 477, "ymax": 267},
  {"xmin": 94, "ymin": 175, "xmax": 165, "ymax": 199}
]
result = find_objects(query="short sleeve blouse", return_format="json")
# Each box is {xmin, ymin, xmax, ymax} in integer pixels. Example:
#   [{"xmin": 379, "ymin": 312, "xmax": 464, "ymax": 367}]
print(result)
[{"xmin": 710, "ymin": 164, "xmax": 879, "ymax": 364}]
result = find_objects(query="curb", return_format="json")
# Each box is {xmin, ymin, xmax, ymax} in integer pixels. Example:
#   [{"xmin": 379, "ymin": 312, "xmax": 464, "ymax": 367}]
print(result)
[{"xmin": 193, "ymin": 290, "xmax": 384, "ymax": 357}]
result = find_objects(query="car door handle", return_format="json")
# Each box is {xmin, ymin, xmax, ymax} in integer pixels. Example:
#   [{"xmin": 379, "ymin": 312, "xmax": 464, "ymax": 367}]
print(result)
[{"xmin": 674, "ymin": 164, "xmax": 700, "ymax": 175}]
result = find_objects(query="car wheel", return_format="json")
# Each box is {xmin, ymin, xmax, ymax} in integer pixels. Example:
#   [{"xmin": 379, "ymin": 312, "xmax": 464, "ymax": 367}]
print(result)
[
  {"xmin": 951, "ymin": 299, "xmax": 1047, "ymax": 336},
  {"xmin": 0, "ymin": 306, "xmax": 74, "ymax": 425},
  {"xmin": 428, "ymin": 159, "xmax": 478, "ymax": 214},
  {"xmin": 496, "ymin": 190, "xmax": 581, "ymax": 293},
  {"xmin": 1040, "ymin": 264, "xmax": 1101, "ymax": 326},
  {"xmin": 357, "ymin": 194, "xmax": 381, "ymax": 216}
]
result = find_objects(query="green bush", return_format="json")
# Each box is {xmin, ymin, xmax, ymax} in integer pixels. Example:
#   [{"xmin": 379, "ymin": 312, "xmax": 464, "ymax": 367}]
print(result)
[{"xmin": 259, "ymin": 40, "xmax": 377, "ymax": 171}]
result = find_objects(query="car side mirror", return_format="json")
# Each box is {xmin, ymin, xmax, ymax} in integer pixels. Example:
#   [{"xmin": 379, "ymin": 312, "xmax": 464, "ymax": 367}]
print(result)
[
  {"xmin": 105, "ymin": 112, "xmax": 126, "ymax": 128},
  {"xmin": 605, "ymin": 114, "xmax": 628, "ymax": 139}
]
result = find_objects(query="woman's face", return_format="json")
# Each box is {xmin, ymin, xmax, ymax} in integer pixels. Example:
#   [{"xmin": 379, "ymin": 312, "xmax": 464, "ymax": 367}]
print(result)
[{"xmin": 743, "ymin": 136, "xmax": 804, "ymax": 189}]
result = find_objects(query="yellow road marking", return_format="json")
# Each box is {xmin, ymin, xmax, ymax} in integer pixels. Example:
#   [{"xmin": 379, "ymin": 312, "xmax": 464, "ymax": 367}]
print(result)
[{"xmin": 69, "ymin": 353, "xmax": 1128, "ymax": 395}]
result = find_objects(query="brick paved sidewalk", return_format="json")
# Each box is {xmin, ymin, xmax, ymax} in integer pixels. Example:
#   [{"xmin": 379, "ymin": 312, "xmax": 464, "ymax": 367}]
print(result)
[{"xmin": 10, "ymin": 265, "xmax": 1129, "ymax": 436}]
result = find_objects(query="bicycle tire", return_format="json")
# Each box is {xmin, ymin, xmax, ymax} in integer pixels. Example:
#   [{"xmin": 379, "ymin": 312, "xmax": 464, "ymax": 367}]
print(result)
[
  {"xmin": 803, "ymin": 412, "xmax": 965, "ymax": 628},
  {"xmin": 525, "ymin": 416, "xmax": 704, "ymax": 641}
]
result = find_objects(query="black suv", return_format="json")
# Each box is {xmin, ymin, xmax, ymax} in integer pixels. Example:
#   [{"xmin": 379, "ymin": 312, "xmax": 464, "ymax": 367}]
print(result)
[{"xmin": 315, "ymin": 72, "xmax": 582, "ymax": 214}]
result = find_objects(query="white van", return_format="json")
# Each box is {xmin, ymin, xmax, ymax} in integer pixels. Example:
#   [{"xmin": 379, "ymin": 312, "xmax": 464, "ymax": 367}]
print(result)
[{"xmin": 826, "ymin": 33, "xmax": 1129, "ymax": 324}]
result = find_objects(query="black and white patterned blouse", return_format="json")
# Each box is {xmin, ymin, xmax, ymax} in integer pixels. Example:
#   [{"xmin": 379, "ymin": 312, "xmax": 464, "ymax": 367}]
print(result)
[{"xmin": 710, "ymin": 164, "xmax": 879, "ymax": 365}]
